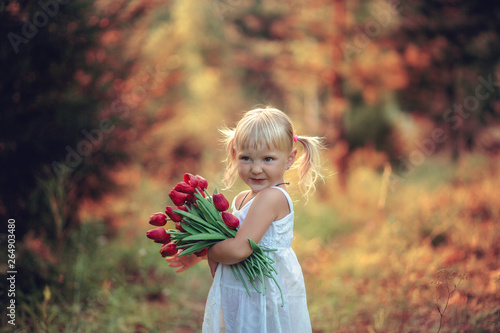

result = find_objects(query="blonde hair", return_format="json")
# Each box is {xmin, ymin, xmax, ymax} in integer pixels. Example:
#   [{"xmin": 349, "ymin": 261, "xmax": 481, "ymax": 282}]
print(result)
[{"xmin": 220, "ymin": 107, "xmax": 325, "ymax": 197}]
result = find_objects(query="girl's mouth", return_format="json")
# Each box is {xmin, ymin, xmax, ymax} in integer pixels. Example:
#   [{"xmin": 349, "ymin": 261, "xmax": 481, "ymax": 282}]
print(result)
[{"xmin": 250, "ymin": 178, "xmax": 265, "ymax": 183}]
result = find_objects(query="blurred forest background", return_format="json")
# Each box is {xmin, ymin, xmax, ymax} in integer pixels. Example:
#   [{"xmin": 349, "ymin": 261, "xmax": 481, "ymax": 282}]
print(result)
[{"xmin": 1, "ymin": 0, "xmax": 499, "ymax": 332}]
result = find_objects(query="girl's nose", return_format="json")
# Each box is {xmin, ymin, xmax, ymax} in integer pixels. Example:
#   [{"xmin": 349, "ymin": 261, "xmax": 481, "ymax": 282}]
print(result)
[{"xmin": 251, "ymin": 162, "xmax": 263, "ymax": 174}]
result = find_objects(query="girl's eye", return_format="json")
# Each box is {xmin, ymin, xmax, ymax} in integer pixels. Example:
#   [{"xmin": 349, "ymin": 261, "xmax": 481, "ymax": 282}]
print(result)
[
  {"xmin": 240, "ymin": 156, "xmax": 250, "ymax": 161},
  {"xmin": 264, "ymin": 157, "xmax": 274, "ymax": 162}
]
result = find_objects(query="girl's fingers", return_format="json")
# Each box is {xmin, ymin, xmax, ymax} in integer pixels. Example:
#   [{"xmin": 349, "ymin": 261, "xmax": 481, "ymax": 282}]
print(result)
[
  {"xmin": 168, "ymin": 262, "xmax": 183, "ymax": 267},
  {"xmin": 165, "ymin": 256, "xmax": 178, "ymax": 262},
  {"xmin": 165, "ymin": 252, "xmax": 202, "ymax": 272},
  {"xmin": 165, "ymin": 251, "xmax": 181, "ymax": 263}
]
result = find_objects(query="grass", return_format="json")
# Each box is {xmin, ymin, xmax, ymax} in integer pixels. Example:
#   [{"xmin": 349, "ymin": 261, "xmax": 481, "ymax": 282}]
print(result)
[{"xmin": 2, "ymin": 153, "xmax": 499, "ymax": 332}]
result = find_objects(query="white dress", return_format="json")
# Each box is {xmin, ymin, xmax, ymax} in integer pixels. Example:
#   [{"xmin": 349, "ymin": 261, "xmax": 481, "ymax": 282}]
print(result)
[{"xmin": 202, "ymin": 186, "xmax": 312, "ymax": 333}]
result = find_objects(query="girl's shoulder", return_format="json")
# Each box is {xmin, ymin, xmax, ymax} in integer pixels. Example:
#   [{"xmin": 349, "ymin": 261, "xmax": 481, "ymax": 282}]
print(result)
[
  {"xmin": 253, "ymin": 187, "xmax": 291, "ymax": 219},
  {"xmin": 257, "ymin": 186, "xmax": 289, "ymax": 203}
]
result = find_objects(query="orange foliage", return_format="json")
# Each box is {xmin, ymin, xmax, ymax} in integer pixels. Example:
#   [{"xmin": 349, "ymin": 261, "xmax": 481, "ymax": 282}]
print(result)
[
  {"xmin": 404, "ymin": 43, "xmax": 431, "ymax": 69},
  {"xmin": 350, "ymin": 46, "xmax": 408, "ymax": 105}
]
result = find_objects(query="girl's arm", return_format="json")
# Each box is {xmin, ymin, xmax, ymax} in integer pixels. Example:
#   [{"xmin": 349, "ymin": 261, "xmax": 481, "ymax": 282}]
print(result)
[{"xmin": 207, "ymin": 187, "xmax": 288, "ymax": 265}]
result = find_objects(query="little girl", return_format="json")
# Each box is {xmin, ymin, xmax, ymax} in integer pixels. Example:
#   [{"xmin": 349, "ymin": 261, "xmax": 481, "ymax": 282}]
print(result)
[{"xmin": 167, "ymin": 107, "xmax": 324, "ymax": 332}]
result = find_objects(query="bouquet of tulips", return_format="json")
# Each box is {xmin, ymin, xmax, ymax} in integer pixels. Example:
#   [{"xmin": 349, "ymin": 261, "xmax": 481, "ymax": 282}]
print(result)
[{"xmin": 146, "ymin": 173, "xmax": 284, "ymax": 305}]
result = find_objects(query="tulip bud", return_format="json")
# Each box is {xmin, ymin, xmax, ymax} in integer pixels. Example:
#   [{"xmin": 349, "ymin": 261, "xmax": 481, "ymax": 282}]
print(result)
[
  {"xmin": 212, "ymin": 193, "xmax": 229, "ymax": 212},
  {"xmin": 169, "ymin": 189, "xmax": 190, "ymax": 206},
  {"xmin": 174, "ymin": 182, "xmax": 194, "ymax": 193},
  {"xmin": 184, "ymin": 173, "xmax": 199, "ymax": 188},
  {"xmin": 149, "ymin": 212, "xmax": 167, "ymax": 226},
  {"xmin": 174, "ymin": 221, "xmax": 185, "ymax": 232},
  {"xmin": 221, "ymin": 212, "xmax": 239, "ymax": 229},
  {"xmin": 165, "ymin": 206, "xmax": 187, "ymax": 222},
  {"xmin": 160, "ymin": 242, "xmax": 177, "ymax": 257},
  {"xmin": 186, "ymin": 193, "xmax": 196, "ymax": 204},
  {"xmin": 146, "ymin": 227, "xmax": 171, "ymax": 243},
  {"xmin": 196, "ymin": 175, "xmax": 208, "ymax": 190}
]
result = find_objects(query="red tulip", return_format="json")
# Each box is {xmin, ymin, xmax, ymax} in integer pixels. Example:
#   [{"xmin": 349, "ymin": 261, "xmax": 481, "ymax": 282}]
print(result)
[
  {"xmin": 184, "ymin": 173, "xmax": 199, "ymax": 188},
  {"xmin": 169, "ymin": 189, "xmax": 190, "ymax": 206},
  {"xmin": 174, "ymin": 182, "xmax": 195, "ymax": 193},
  {"xmin": 212, "ymin": 193, "xmax": 229, "ymax": 212},
  {"xmin": 146, "ymin": 227, "xmax": 171, "ymax": 243},
  {"xmin": 176, "ymin": 205, "xmax": 188, "ymax": 215},
  {"xmin": 160, "ymin": 242, "xmax": 177, "ymax": 257},
  {"xmin": 165, "ymin": 206, "xmax": 187, "ymax": 222},
  {"xmin": 174, "ymin": 221, "xmax": 185, "ymax": 232},
  {"xmin": 221, "ymin": 212, "xmax": 239, "ymax": 229},
  {"xmin": 186, "ymin": 193, "xmax": 197, "ymax": 204},
  {"xmin": 149, "ymin": 212, "xmax": 167, "ymax": 226},
  {"xmin": 196, "ymin": 175, "xmax": 208, "ymax": 190}
]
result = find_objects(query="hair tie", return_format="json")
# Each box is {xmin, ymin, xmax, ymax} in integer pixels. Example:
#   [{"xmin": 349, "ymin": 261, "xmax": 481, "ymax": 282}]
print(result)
[{"xmin": 293, "ymin": 134, "xmax": 299, "ymax": 142}]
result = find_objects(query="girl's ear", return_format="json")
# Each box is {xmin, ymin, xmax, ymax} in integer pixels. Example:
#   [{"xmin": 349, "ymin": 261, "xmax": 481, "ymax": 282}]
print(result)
[
  {"xmin": 287, "ymin": 148, "xmax": 297, "ymax": 168},
  {"xmin": 230, "ymin": 145, "xmax": 237, "ymax": 160}
]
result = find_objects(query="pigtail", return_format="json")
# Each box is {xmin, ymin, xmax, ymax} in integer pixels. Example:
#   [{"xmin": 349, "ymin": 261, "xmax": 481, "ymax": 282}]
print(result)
[{"xmin": 293, "ymin": 135, "xmax": 325, "ymax": 197}]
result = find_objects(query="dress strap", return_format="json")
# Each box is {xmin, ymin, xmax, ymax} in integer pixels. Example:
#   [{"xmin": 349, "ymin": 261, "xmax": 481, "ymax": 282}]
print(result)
[{"xmin": 269, "ymin": 186, "xmax": 293, "ymax": 213}]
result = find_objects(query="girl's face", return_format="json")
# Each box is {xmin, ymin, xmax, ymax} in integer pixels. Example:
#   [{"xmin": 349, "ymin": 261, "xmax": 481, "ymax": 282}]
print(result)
[{"xmin": 236, "ymin": 145, "xmax": 296, "ymax": 194}]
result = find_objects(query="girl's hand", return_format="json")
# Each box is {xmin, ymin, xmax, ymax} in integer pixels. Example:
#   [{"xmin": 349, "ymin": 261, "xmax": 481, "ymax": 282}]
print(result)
[{"xmin": 165, "ymin": 250, "xmax": 202, "ymax": 273}]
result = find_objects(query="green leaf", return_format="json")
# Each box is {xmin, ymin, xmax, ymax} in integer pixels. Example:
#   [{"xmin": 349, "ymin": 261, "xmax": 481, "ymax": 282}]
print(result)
[
  {"xmin": 166, "ymin": 230, "xmax": 187, "ymax": 236},
  {"xmin": 257, "ymin": 264, "xmax": 266, "ymax": 295},
  {"xmin": 175, "ymin": 221, "xmax": 199, "ymax": 235},
  {"xmin": 174, "ymin": 210, "xmax": 207, "ymax": 225},
  {"xmin": 232, "ymin": 264, "xmax": 251, "ymax": 297},
  {"xmin": 240, "ymin": 260, "xmax": 256, "ymax": 280},
  {"xmin": 248, "ymin": 238, "xmax": 264, "ymax": 256},
  {"xmin": 169, "ymin": 233, "xmax": 190, "ymax": 241},
  {"xmin": 194, "ymin": 192, "xmax": 220, "ymax": 221},
  {"xmin": 230, "ymin": 265, "xmax": 239, "ymax": 281},
  {"xmin": 182, "ymin": 233, "xmax": 227, "ymax": 242},
  {"xmin": 177, "ymin": 240, "xmax": 218, "ymax": 256},
  {"xmin": 175, "ymin": 210, "xmax": 219, "ymax": 234},
  {"xmin": 196, "ymin": 199, "xmax": 217, "ymax": 222}
]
